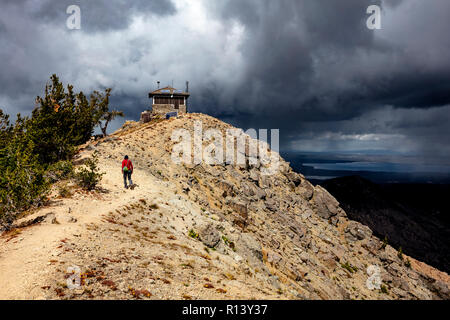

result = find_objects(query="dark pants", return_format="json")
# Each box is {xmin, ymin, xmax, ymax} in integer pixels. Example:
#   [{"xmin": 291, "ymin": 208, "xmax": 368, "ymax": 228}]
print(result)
[{"xmin": 123, "ymin": 171, "xmax": 133, "ymax": 188}]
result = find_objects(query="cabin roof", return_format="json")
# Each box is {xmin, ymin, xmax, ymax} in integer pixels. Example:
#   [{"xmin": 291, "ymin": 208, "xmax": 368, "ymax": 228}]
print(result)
[{"xmin": 149, "ymin": 86, "xmax": 190, "ymax": 97}]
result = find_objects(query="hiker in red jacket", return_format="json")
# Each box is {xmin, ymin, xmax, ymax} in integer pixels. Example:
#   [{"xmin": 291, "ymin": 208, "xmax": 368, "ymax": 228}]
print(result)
[{"xmin": 122, "ymin": 155, "xmax": 134, "ymax": 189}]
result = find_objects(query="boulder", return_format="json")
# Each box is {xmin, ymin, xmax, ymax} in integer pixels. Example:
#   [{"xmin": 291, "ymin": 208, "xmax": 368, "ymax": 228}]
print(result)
[
  {"xmin": 362, "ymin": 238, "xmax": 380, "ymax": 255},
  {"xmin": 265, "ymin": 199, "xmax": 278, "ymax": 212},
  {"xmin": 199, "ymin": 224, "xmax": 221, "ymax": 248},
  {"xmin": 299, "ymin": 251, "xmax": 311, "ymax": 264},
  {"xmin": 431, "ymin": 280, "xmax": 450, "ymax": 300},
  {"xmin": 227, "ymin": 200, "xmax": 248, "ymax": 218},
  {"xmin": 232, "ymin": 215, "xmax": 248, "ymax": 229},
  {"xmin": 296, "ymin": 179, "xmax": 315, "ymax": 200},
  {"xmin": 216, "ymin": 180, "xmax": 235, "ymax": 197},
  {"xmin": 259, "ymin": 175, "xmax": 271, "ymax": 188},
  {"xmin": 140, "ymin": 111, "xmax": 153, "ymax": 123},
  {"xmin": 237, "ymin": 233, "xmax": 263, "ymax": 264},
  {"xmin": 288, "ymin": 221, "xmax": 305, "ymax": 238},
  {"xmin": 12, "ymin": 212, "xmax": 53, "ymax": 229},
  {"xmin": 319, "ymin": 252, "xmax": 338, "ymax": 270},
  {"xmin": 254, "ymin": 187, "xmax": 267, "ymax": 200},
  {"xmin": 249, "ymin": 169, "xmax": 260, "ymax": 182},
  {"xmin": 266, "ymin": 251, "xmax": 283, "ymax": 266},
  {"xmin": 311, "ymin": 186, "xmax": 340, "ymax": 220},
  {"xmin": 285, "ymin": 172, "xmax": 302, "ymax": 186},
  {"xmin": 241, "ymin": 182, "xmax": 266, "ymax": 200},
  {"xmin": 345, "ymin": 221, "xmax": 373, "ymax": 241}
]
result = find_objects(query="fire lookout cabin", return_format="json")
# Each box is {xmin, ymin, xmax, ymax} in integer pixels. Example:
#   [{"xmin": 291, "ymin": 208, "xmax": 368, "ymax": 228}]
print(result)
[{"xmin": 149, "ymin": 86, "xmax": 190, "ymax": 116}]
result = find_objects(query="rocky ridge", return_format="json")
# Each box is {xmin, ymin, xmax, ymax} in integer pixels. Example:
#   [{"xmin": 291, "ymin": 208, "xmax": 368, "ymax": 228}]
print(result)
[{"xmin": 0, "ymin": 113, "xmax": 448, "ymax": 300}]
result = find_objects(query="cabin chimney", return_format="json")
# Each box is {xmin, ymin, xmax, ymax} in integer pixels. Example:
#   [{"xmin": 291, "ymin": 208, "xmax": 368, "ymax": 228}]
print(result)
[
  {"xmin": 157, "ymin": 81, "xmax": 160, "ymax": 89},
  {"xmin": 186, "ymin": 81, "xmax": 189, "ymax": 93}
]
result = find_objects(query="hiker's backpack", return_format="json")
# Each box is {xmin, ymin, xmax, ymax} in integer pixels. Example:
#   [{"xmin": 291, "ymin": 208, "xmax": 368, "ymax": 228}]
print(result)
[{"xmin": 123, "ymin": 160, "xmax": 131, "ymax": 172}]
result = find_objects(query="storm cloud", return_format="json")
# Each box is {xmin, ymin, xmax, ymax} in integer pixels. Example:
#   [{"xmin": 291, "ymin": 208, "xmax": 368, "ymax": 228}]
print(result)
[{"xmin": 0, "ymin": 0, "xmax": 449, "ymax": 163}]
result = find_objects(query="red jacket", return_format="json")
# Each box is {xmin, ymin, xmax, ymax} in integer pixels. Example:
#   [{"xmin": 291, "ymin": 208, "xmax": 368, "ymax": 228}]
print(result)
[{"xmin": 122, "ymin": 159, "xmax": 133, "ymax": 173}]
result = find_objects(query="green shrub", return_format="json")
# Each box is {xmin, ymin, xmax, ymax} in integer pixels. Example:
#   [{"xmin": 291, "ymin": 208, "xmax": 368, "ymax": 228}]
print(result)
[
  {"xmin": 222, "ymin": 235, "xmax": 236, "ymax": 251},
  {"xmin": 341, "ymin": 262, "xmax": 358, "ymax": 273},
  {"xmin": 188, "ymin": 229, "xmax": 199, "ymax": 239},
  {"xmin": 405, "ymin": 258, "xmax": 411, "ymax": 268},
  {"xmin": 75, "ymin": 152, "xmax": 104, "ymax": 191},
  {"xmin": 381, "ymin": 236, "xmax": 388, "ymax": 250},
  {"xmin": 46, "ymin": 160, "xmax": 74, "ymax": 182},
  {"xmin": 380, "ymin": 285, "xmax": 389, "ymax": 294},
  {"xmin": 58, "ymin": 184, "xmax": 72, "ymax": 198},
  {"xmin": 222, "ymin": 235, "xmax": 230, "ymax": 245},
  {"xmin": 397, "ymin": 247, "xmax": 404, "ymax": 261}
]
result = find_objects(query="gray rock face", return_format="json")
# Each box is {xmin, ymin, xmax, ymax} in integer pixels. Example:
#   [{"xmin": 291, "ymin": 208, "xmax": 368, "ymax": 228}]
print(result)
[
  {"xmin": 242, "ymin": 182, "xmax": 266, "ymax": 200},
  {"xmin": 217, "ymin": 180, "xmax": 235, "ymax": 197},
  {"xmin": 199, "ymin": 223, "xmax": 221, "ymax": 248},
  {"xmin": 299, "ymin": 251, "xmax": 310, "ymax": 264},
  {"xmin": 268, "ymin": 276, "xmax": 281, "ymax": 290},
  {"xmin": 249, "ymin": 169, "xmax": 259, "ymax": 182},
  {"xmin": 285, "ymin": 172, "xmax": 302, "ymax": 186},
  {"xmin": 431, "ymin": 280, "xmax": 450, "ymax": 300},
  {"xmin": 363, "ymin": 238, "xmax": 381, "ymax": 255},
  {"xmin": 311, "ymin": 186, "xmax": 341, "ymax": 220},
  {"xmin": 319, "ymin": 252, "xmax": 338, "ymax": 270},
  {"xmin": 259, "ymin": 175, "xmax": 272, "ymax": 189},
  {"xmin": 227, "ymin": 200, "xmax": 248, "ymax": 218},
  {"xmin": 296, "ymin": 179, "xmax": 315, "ymax": 200},
  {"xmin": 345, "ymin": 221, "xmax": 373, "ymax": 241},
  {"xmin": 237, "ymin": 233, "xmax": 263, "ymax": 264},
  {"xmin": 267, "ymin": 251, "xmax": 283, "ymax": 266},
  {"xmin": 379, "ymin": 251, "xmax": 396, "ymax": 265},
  {"xmin": 254, "ymin": 188, "xmax": 267, "ymax": 200},
  {"xmin": 265, "ymin": 199, "xmax": 278, "ymax": 212}
]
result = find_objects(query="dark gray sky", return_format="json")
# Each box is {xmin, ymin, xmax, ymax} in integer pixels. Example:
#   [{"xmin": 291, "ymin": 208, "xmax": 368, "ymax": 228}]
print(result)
[{"xmin": 1, "ymin": 0, "xmax": 449, "ymax": 163}]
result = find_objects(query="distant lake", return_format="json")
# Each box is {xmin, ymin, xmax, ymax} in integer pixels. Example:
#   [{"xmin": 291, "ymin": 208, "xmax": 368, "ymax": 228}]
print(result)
[
  {"xmin": 281, "ymin": 151, "xmax": 450, "ymax": 184},
  {"xmin": 303, "ymin": 162, "xmax": 450, "ymax": 174}
]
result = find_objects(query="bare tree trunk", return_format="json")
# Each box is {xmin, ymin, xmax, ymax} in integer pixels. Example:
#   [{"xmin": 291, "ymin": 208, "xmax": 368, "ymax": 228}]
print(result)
[{"xmin": 101, "ymin": 124, "xmax": 107, "ymax": 137}]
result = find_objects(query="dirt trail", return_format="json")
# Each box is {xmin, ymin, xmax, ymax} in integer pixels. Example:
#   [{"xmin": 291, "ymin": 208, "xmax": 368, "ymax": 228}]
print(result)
[{"xmin": 0, "ymin": 159, "xmax": 166, "ymax": 299}]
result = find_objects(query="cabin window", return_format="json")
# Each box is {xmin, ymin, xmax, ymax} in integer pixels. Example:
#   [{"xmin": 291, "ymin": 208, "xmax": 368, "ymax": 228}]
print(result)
[{"xmin": 154, "ymin": 96, "xmax": 185, "ymax": 105}]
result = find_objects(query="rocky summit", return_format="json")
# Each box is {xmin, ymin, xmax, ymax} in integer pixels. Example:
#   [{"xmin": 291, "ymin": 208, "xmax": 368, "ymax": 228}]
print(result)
[{"xmin": 0, "ymin": 113, "xmax": 449, "ymax": 300}]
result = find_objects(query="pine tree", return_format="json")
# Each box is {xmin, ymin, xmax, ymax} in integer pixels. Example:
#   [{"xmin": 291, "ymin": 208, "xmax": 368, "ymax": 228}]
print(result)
[
  {"xmin": 0, "ymin": 74, "xmax": 124, "ymax": 225},
  {"xmin": 90, "ymin": 89, "xmax": 124, "ymax": 137},
  {"xmin": 0, "ymin": 109, "xmax": 12, "ymax": 148},
  {"xmin": 0, "ymin": 116, "xmax": 48, "ymax": 225}
]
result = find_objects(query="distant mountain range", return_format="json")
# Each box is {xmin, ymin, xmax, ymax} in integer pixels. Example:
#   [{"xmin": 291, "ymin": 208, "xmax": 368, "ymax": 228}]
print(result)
[{"xmin": 321, "ymin": 176, "xmax": 450, "ymax": 274}]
